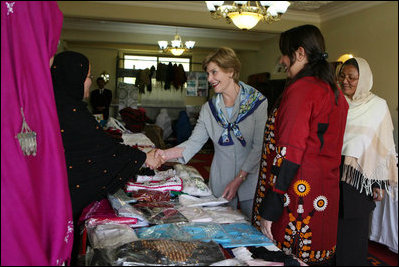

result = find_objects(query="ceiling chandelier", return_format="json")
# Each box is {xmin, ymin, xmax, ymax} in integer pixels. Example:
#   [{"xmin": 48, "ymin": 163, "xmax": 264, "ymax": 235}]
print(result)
[
  {"xmin": 158, "ymin": 31, "xmax": 196, "ymax": 56},
  {"xmin": 205, "ymin": 1, "xmax": 291, "ymax": 30}
]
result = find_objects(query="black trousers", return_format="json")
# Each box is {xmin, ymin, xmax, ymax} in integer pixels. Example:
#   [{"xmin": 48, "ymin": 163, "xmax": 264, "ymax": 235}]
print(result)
[{"xmin": 335, "ymin": 182, "xmax": 376, "ymax": 266}]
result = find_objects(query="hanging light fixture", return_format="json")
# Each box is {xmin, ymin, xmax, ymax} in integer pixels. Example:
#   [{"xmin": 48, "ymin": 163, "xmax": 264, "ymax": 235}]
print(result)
[
  {"xmin": 158, "ymin": 30, "xmax": 195, "ymax": 56},
  {"xmin": 205, "ymin": 1, "xmax": 291, "ymax": 30}
]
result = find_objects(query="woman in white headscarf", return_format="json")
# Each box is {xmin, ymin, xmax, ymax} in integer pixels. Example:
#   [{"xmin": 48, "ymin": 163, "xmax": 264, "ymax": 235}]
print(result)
[{"xmin": 335, "ymin": 57, "xmax": 398, "ymax": 265}]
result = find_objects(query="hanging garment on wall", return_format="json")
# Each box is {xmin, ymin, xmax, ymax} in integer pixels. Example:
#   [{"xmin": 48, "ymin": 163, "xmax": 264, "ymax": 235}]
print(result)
[
  {"xmin": 147, "ymin": 65, "xmax": 156, "ymax": 92},
  {"xmin": 174, "ymin": 64, "xmax": 187, "ymax": 91},
  {"xmin": 156, "ymin": 63, "xmax": 167, "ymax": 85},
  {"xmin": 164, "ymin": 62, "xmax": 174, "ymax": 90}
]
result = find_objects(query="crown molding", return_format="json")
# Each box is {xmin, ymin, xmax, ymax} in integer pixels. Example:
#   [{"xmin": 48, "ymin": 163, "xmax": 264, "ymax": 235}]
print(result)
[
  {"xmin": 319, "ymin": 1, "xmax": 389, "ymax": 23},
  {"xmin": 283, "ymin": 9, "xmax": 321, "ymax": 24},
  {"xmin": 63, "ymin": 17, "xmax": 276, "ymax": 41},
  {"xmin": 91, "ymin": 1, "xmax": 207, "ymax": 12}
]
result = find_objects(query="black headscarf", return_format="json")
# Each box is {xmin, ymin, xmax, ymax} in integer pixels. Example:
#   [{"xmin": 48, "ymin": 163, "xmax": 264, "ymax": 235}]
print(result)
[
  {"xmin": 52, "ymin": 51, "xmax": 89, "ymax": 104},
  {"xmin": 51, "ymin": 51, "xmax": 146, "ymax": 221}
]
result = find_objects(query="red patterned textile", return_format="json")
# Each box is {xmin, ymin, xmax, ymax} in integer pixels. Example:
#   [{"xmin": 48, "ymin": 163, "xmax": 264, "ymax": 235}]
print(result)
[{"xmin": 252, "ymin": 77, "xmax": 348, "ymax": 265}]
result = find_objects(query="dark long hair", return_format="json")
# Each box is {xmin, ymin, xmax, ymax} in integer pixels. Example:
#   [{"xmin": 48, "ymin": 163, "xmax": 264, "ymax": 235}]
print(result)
[{"xmin": 279, "ymin": 24, "xmax": 339, "ymax": 104}]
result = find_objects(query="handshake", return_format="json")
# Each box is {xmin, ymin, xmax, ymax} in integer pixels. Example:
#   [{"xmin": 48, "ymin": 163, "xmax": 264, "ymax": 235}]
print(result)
[{"xmin": 144, "ymin": 149, "xmax": 167, "ymax": 170}]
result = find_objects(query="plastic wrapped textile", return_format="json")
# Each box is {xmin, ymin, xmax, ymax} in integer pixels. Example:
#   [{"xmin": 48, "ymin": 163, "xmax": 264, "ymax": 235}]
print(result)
[
  {"xmin": 178, "ymin": 195, "xmax": 229, "ymax": 207},
  {"xmin": 134, "ymin": 202, "xmax": 188, "ymax": 225},
  {"xmin": 135, "ymin": 222, "xmax": 229, "ymax": 244},
  {"xmin": 136, "ymin": 222, "xmax": 273, "ymax": 248},
  {"xmin": 136, "ymin": 169, "xmax": 176, "ymax": 183},
  {"xmin": 88, "ymin": 239, "xmax": 226, "ymax": 266},
  {"xmin": 130, "ymin": 189, "xmax": 171, "ymax": 203},
  {"xmin": 126, "ymin": 176, "xmax": 183, "ymax": 192},
  {"xmin": 107, "ymin": 193, "xmax": 149, "ymax": 227},
  {"xmin": 203, "ymin": 206, "xmax": 248, "ymax": 224},
  {"xmin": 86, "ymin": 223, "xmax": 138, "ymax": 249},
  {"xmin": 174, "ymin": 164, "xmax": 212, "ymax": 197},
  {"xmin": 78, "ymin": 199, "xmax": 118, "ymax": 225},
  {"xmin": 174, "ymin": 164, "xmax": 204, "ymax": 180},
  {"xmin": 110, "ymin": 188, "xmax": 137, "ymax": 204},
  {"xmin": 85, "ymin": 217, "xmax": 137, "ymax": 228},
  {"xmin": 220, "ymin": 223, "xmax": 273, "ymax": 248},
  {"xmin": 177, "ymin": 206, "xmax": 213, "ymax": 223},
  {"xmin": 122, "ymin": 132, "xmax": 155, "ymax": 153}
]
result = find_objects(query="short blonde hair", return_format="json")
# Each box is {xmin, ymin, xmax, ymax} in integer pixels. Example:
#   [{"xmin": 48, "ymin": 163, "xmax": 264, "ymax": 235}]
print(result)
[{"xmin": 202, "ymin": 47, "xmax": 241, "ymax": 83}]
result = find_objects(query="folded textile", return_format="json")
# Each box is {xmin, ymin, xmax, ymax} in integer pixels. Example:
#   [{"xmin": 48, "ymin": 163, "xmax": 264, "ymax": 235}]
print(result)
[
  {"xmin": 136, "ymin": 169, "xmax": 176, "ymax": 183},
  {"xmin": 107, "ymin": 193, "xmax": 149, "ymax": 227},
  {"xmin": 126, "ymin": 176, "xmax": 183, "ymax": 192},
  {"xmin": 177, "ymin": 206, "xmax": 213, "ymax": 223},
  {"xmin": 122, "ymin": 132, "xmax": 155, "ymax": 147},
  {"xmin": 203, "ymin": 206, "xmax": 248, "ymax": 224},
  {"xmin": 89, "ymin": 239, "xmax": 226, "ymax": 266},
  {"xmin": 136, "ymin": 222, "xmax": 273, "ymax": 248},
  {"xmin": 179, "ymin": 194, "xmax": 228, "ymax": 207},
  {"xmin": 86, "ymin": 223, "xmax": 138, "ymax": 249},
  {"xmin": 131, "ymin": 189, "xmax": 171, "ymax": 203}
]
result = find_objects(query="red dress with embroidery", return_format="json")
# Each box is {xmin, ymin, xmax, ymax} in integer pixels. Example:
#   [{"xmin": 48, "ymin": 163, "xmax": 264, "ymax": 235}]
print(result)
[{"xmin": 252, "ymin": 77, "xmax": 348, "ymax": 265}]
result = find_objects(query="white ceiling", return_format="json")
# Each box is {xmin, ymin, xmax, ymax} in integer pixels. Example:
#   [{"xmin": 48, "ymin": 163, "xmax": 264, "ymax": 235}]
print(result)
[{"xmin": 62, "ymin": 1, "xmax": 387, "ymax": 45}]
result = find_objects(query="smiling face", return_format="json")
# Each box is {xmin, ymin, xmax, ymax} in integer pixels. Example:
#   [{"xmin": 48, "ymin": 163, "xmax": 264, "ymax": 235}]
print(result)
[
  {"xmin": 338, "ymin": 64, "xmax": 359, "ymax": 99},
  {"xmin": 206, "ymin": 61, "xmax": 235, "ymax": 94}
]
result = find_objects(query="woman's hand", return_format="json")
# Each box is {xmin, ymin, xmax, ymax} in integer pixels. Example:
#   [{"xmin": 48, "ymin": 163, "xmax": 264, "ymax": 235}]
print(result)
[
  {"xmin": 145, "ymin": 149, "xmax": 164, "ymax": 169},
  {"xmin": 372, "ymin": 188, "xmax": 385, "ymax": 201},
  {"xmin": 221, "ymin": 172, "xmax": 246, "ymax": 201},
  {"xmin": 260, "ymin": 218, "xmax": 274, "ymax": 241}
]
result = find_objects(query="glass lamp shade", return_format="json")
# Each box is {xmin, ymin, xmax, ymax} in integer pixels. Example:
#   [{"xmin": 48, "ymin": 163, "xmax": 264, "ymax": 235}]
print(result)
[
  {"xmin": 170, "ymin": 48, "xmax": 185, "ymax": 56},
  {"xmin": 185, "ymin": 41, "xmax": 196, "ymax": 49},
  {"xmin": 171, "ymin": 39, "xmax": 181, "ymax": 48},
  {"xmin": 158, "ymin": 41, "xmax": 168, "ymax": 49},
  {"xmin": 227, "ymin": 12, "xmax": 262, "ymax": 30},
  {"xmin": 272, "ymin": 1, "xmax": 291, "ymax": 13}
]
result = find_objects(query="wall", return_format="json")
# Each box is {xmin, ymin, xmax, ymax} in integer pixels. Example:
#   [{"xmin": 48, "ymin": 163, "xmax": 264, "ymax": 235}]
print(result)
[
  {"xmin": 321, "ymin": 1, "xmax": 398, "ymax": 149},
  {"xmin": 64, "ymin": 42, "xmax": 213, "ymax": 113}
]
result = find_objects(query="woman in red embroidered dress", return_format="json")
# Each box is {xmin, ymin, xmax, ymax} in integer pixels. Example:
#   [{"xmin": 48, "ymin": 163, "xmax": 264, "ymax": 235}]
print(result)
[{"xmin": 252, "ymin": 24, "xmax": 349, "ymax": 265}]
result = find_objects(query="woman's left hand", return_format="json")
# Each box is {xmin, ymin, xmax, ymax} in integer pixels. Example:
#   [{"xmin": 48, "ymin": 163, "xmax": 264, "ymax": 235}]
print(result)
[
  {"xmin": 372, "ymin": 188, "xmax": 385, "ymax": 201},
  {"xmin": 221, "ymin": 177, "xmax": 242, "ymax": 201}
]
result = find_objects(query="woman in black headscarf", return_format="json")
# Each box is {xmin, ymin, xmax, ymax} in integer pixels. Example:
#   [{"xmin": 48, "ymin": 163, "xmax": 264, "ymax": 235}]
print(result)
[{"xmin": 51, "ymin": 51, "xmax": 161, "ymax": 221}]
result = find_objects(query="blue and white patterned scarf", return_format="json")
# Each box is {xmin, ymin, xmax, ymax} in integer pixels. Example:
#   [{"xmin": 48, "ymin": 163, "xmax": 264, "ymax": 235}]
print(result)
[{"xmin": 208, "ymin": 81, "xmax": 266, "ymax": 147}]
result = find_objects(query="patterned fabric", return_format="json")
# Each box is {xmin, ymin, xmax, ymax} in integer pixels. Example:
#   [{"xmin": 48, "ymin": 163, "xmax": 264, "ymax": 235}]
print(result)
[
  {"xmin": 209, "ymin": 81, "xmax": 266, "ymax": 146},
  {"xmin": 252, "ymin": 77, "xmax": 349, "ymax": 265}
]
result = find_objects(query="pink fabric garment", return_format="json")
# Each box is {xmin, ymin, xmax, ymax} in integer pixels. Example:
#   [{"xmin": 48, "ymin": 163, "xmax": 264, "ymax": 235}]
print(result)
[{"xmin": 1, "ymin": 2, "xmax": 73, "ymax": 265}]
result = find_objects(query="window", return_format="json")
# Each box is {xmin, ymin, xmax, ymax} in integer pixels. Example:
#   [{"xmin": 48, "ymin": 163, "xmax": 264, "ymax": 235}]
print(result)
[{"xmin": 122, "ymin": 55, "xmax": 191, "ymax": 84}]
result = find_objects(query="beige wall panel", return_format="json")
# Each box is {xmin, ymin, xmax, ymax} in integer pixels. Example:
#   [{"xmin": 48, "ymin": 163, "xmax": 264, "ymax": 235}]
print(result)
[{"xmin": 321, "ymin": 1, "xmax": 398, "ymax": 148}]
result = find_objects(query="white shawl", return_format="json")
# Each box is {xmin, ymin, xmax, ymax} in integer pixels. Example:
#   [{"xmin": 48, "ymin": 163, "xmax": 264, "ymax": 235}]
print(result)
[{"xmin": 341, "ymin": 57, "xmax": 398, "ymax": 196}]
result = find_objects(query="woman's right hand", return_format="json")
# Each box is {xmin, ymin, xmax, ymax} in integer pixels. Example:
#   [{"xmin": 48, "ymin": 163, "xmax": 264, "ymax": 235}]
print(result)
[{"xmin": 145, "ymin": 149, "xmax": 164, "ymax": 169}]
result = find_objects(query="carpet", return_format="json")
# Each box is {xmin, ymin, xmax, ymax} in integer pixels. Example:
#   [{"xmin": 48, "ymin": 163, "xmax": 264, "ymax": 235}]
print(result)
[{"xmin": 367, "ymin": 241, "xmax": 398, "ymax": 266}]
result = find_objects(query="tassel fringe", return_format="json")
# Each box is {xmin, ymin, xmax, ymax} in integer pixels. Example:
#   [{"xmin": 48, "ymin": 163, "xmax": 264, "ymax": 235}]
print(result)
[{"xmin": 341, "ymin": 164, "xmax": 395, "ymax": 198}]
